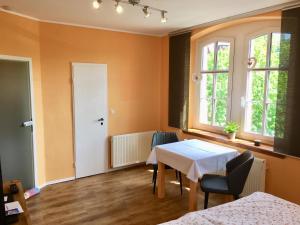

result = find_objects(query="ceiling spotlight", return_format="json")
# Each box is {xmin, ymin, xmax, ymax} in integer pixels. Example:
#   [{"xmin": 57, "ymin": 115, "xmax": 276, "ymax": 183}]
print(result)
[
  {"xmin": 89, "ymin": 0, "xmax": 167, "ymax": 23},
  {"xmin": 161, "ymin": 10, "xmax": 167, "ymax": 23},
  {"xmin": 92, "ymin": 0, "xmax": 102, "ymax": 9},
  {"xmin": 115, "ymin": 0, "xmax": 123, "ymax": 14},
  {"xmin": 143, "ymin": 6, "xmax": 150, "ymax": 18}
]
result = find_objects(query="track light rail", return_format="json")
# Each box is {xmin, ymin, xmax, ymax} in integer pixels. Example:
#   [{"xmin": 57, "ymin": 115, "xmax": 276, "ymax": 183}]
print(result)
[{"xmin": 92, "ymin": 0, "xmax": 168, "ymax": 23}]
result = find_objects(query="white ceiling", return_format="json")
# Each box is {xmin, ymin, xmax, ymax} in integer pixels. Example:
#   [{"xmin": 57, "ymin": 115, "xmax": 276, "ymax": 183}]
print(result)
[{"xmin": 0, "ymin": 0, "xmax": 296, "ymax": 36}]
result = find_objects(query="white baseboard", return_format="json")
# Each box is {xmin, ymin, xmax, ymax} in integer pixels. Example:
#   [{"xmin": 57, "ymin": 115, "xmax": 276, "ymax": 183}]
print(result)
[
  {"xmin": 37, "ymin": 164, "xmax": 145, "ymax": 189},
  {"xmin": 37, "ymin": 176, "xmax": 75, "ymax": 189},
  {"xmin": 108, "ymin": 162, "xmax": 146, "ymax": 172},
  {"xmin": 37, "ymin": 183, "xmax": 47, "ymax": 189}
]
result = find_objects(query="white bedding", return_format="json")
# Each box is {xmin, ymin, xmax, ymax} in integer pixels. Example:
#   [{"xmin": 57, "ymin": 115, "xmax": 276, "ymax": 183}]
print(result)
[{"xmin": 160, "ymin": 192, "xmax": 300, "ymax": 225}]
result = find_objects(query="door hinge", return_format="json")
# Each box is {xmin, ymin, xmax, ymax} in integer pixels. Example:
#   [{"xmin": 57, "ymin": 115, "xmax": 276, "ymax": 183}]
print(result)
[{"xmin": 73, "ymin": 162, "xmax": 76, "ymax": 168}]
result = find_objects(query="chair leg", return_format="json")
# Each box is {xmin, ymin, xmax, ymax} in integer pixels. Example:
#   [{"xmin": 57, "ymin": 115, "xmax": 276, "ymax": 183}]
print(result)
[
  {"xmin": 234, "ymin": 194, "xmax": 239, "ymax": 200},
  {"xmin": 152, "ymin": 171, "xmax": 155, "ymax": 183},
  {"xmin": 204, "ymin": 192, "xmax": 209, "ymax": 209},
  {"xmin": 153, "ymin": 168, "xmax": 157, "ymax": 194},
  {"xmin": 179, "ymin": 172, "xmax": 183, "ymax": 195}
]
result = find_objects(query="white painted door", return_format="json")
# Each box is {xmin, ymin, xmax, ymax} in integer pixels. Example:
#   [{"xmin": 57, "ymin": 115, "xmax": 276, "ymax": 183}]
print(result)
[{"xmin": 72, "ymin": 63, "xmax": 108, "ymax": 179}]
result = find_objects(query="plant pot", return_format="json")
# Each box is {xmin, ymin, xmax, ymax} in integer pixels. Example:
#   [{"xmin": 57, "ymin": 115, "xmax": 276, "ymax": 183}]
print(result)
[{"xmin": 228, "ymin": 132, "xmax": 236, "ymax": 141}]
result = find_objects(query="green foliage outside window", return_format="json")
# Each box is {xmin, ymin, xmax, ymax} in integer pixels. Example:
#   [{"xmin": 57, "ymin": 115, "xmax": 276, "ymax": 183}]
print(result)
[
  {"xmin": 201, "ymin": 42, "xmax": 230, "ymax": 127},
  {"xmin": 248, "ymin": 33, "xmax": 290, "ymax": 136},
  {"xmin": 200, "ymin": 33, "xmax": 290, "ymax": 137}
]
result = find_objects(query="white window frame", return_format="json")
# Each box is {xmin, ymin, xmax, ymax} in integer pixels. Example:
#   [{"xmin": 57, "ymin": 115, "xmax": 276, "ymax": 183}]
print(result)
[
  {"xmin": 193, "ymin": 37, "xmax": 235, "ymax": 133},
  {"xmin": 240, "ymin": 27, "xmax": 280, "ymax": 142}
]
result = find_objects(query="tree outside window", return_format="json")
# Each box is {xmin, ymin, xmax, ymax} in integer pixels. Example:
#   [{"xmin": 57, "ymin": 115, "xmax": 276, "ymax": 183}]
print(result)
[
  {"xmin": 199, "ymin": 41, "xmax": 232, "ymax": 127},
  {"xmin": 245, "ymin": 33, "xmax": 290, "ymax": 136}
]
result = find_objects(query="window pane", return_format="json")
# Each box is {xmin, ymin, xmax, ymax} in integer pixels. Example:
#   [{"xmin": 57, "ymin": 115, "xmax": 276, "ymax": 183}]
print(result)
[
  {"xmin": 216, "ymin": 73, "xmax": 228, "ymax": 98},
  {"xmin": 250, "ymin": 71, "xmax": 265, "ymax": 102},
  {"xmin": 250, "ymin": 35, "xmax": 268, "ymax": 68},
  {"xmin": 266, "ymin": 103, "xmax": 277, "ymax": 136},
  {"xmin": 214, "ymin": 73, "xmax": 228, "ymax": 127},
  {"xmin": 246, "ymin": 71, "xmax": 265, "ymax": 134},
  {"xmin": 200, "ymin": 74, "xmax": 213, "ymax": 99},
  {"xmin": 217, "ymin": 42, "xmax": 230, "ymax": 70},
  {"xmin": 199, "ymin": 99, "xmax": 213, "ymax": 124},
  {"xmin": 246, "ymin": 33, "xmax": 287, "ymax": 137},
  {"xmin": 214, "ymin": 99, "xmax": 227, "ymax": 126},
  {"xmin": 274, "ymin": 71, "xmax": 288, "ymax": 138},
  {"xmin": 202, "ymin": 43, "xmax": 215, "ymax": 71},
  {"xmin": 279, "ymin": 33, "xmax": 291, "ymax": 68},
  {"xmin": 199, "ymin": 74, "xmax": 213, "ymax": 124},
  {"xmin": 249, "ymin": 102, "xmax": 264, "ymax": 134},
  {"xmin": 270, "ymin": 33, "xmax": 281, "ymax": 68},
  {"xmin": 266, "ymin": 71, "xmax": 279, "ymax": 136},
  {"xmin": 268, "ymin": 71, "xmax": 279, "ymax": 104}
]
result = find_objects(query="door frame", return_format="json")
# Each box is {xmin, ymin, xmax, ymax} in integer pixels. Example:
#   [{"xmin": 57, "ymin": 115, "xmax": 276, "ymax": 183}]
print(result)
[
  {"xmin": 0, "ymin": 54, "xmax": 38, "ymax": 188},
  {"xmin": 72, "ymin": 62, "xmax": 109, "ymax": 178}
]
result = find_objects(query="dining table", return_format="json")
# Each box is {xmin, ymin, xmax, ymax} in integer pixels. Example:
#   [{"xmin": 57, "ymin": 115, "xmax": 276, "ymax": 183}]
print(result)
[{"xmin": 147, "ymin": 139, "xmax": 239, "ymax": 211}]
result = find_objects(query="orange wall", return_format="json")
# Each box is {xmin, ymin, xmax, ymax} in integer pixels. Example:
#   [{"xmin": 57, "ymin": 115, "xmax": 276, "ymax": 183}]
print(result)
[
  {"xmin": 1, "ymin": 11, "xmax": 162, "ymax": 183},
  {"xmin": 2, "ymin": 10, "xmax": 300, "ymax": 204},
  {"xmin": 39, "ymin": 23, "xmax": 162, "ymax": 181},
  {"xmin": 161, "ymin": 18, "xmax": 300, "ymax": 204},
  {"xmin": 0, "ymin": 12, "xmax": 46, "ymax": 186}
]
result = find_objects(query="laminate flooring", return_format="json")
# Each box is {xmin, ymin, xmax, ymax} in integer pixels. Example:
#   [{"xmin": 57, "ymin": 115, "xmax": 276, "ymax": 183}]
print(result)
[{"xmin": 27, "ymin": 166, "xmax": 226, "ymax": 225}]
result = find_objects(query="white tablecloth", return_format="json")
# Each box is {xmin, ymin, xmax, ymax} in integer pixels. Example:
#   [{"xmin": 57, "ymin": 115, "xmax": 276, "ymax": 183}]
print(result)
[{"xmin": 147, "ymin": 139, "xmax": 238, "ymax": 182}]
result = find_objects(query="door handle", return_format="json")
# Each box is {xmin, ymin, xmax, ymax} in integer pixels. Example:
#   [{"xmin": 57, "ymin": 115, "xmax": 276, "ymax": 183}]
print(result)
[
  {"xmin": 97, "ymin": 118, "xmax": 104, "ymax": 126},
  {"xmin": 21, "ymin": 120, "xmax": 33, "ymax": 127}
]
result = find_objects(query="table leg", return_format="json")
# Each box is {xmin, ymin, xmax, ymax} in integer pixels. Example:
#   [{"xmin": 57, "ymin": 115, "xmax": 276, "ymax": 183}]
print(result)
[
  {"xmin": 157, "ymin": 161, "xmax": 165, "ymax": 199},
  {"xmin": 189, "ymin": 180, "xmax": 198, "ymax": 211}
]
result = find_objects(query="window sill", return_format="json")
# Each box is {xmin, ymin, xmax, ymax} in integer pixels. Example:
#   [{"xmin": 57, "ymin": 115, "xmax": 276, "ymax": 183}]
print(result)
[{"xmin": 183, "ymin": 128, "xmax": 286, "ymax": 159}]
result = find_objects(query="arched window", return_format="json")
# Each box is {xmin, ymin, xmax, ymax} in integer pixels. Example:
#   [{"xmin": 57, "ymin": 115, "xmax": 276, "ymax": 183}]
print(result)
[
  {"xmin": 244, "ymin": 32, "xmax": 290, "ymax": 136},
  {"xmin": 192, "ymin": 21, "xmax": 288, "ymax": 143},
  {"xmin": 196, "ymin": 39, "xmax": 234, "ymax": 128}
]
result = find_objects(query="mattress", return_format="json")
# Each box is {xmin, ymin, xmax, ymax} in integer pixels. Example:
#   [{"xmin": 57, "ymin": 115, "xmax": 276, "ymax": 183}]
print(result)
[{"xmin": 160, "ymin": 192, "xmax": 300, "ymax": 225}]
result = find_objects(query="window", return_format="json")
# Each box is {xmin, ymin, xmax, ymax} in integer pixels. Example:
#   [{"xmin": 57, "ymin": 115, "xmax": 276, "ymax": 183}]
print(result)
[
  {"xmin": 192, "ymin": 21, "xmax": 287, "ymax": 143},
  {"xmin": 198, "ymin": 40, "xmax": 233, "ymax": 127},
  {"xmin": 244, "ymin": 33, "xmax": 290, "ymax": 137}
]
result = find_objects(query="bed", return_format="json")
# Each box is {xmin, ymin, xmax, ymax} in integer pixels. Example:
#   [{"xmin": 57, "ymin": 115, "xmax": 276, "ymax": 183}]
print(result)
[{"xmin": 160, "ymin": 192, "xmax": 300, "ymax": 225}]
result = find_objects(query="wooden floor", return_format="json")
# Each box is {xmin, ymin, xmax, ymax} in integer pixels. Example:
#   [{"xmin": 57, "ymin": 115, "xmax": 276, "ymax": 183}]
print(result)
[{"xmin": 27, "ymin": 166, "xmax": 226, "ymax": 225}]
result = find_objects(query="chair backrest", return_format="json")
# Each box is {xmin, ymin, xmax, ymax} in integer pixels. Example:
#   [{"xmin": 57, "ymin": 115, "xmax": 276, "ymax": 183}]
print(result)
[
  {"xmin": 151, "ymin": 131, "xmax": 179, "ymax": 149},
  {"xmin": 226, "ymin": 150, "xmax": 254, "ymax": 195}
]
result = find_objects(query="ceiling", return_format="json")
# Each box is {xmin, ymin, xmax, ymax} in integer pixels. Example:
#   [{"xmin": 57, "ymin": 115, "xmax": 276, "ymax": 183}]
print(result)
[{"xmin": 0, "ymin": 0, "xmax": 296, "ymax": 36}]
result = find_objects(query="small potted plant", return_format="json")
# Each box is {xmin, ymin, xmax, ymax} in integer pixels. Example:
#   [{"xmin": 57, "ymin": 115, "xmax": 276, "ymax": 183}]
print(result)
[{"xmin": 224, "ymin": 121, "xmax": 239, "ymax": 141}]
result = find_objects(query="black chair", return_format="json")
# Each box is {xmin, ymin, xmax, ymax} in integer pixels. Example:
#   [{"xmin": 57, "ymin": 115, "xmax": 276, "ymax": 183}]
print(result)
[
  {"xmin": 151, "ymin": 131, "xmax": 183, "ymax": 195},
  {"xmin": 200, "ymin": 150, "xmax": 254, "ymax": 209}
]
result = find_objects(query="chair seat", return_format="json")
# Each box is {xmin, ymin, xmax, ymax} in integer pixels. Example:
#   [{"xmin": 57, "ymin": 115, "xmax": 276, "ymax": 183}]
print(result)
[{"xmin": 200, "ymin": 174, "xmax": 230, "ymax": 194}]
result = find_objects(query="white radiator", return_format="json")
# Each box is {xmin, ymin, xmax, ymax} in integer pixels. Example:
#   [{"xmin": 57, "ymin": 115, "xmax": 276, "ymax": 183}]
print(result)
[
  {"xmin": 111, "ymin": 131, "xmax": 156, "ymax": 168},
  {"xmin": 241, "ymin": 157, "xmax": 266, "ymax": 196}
]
